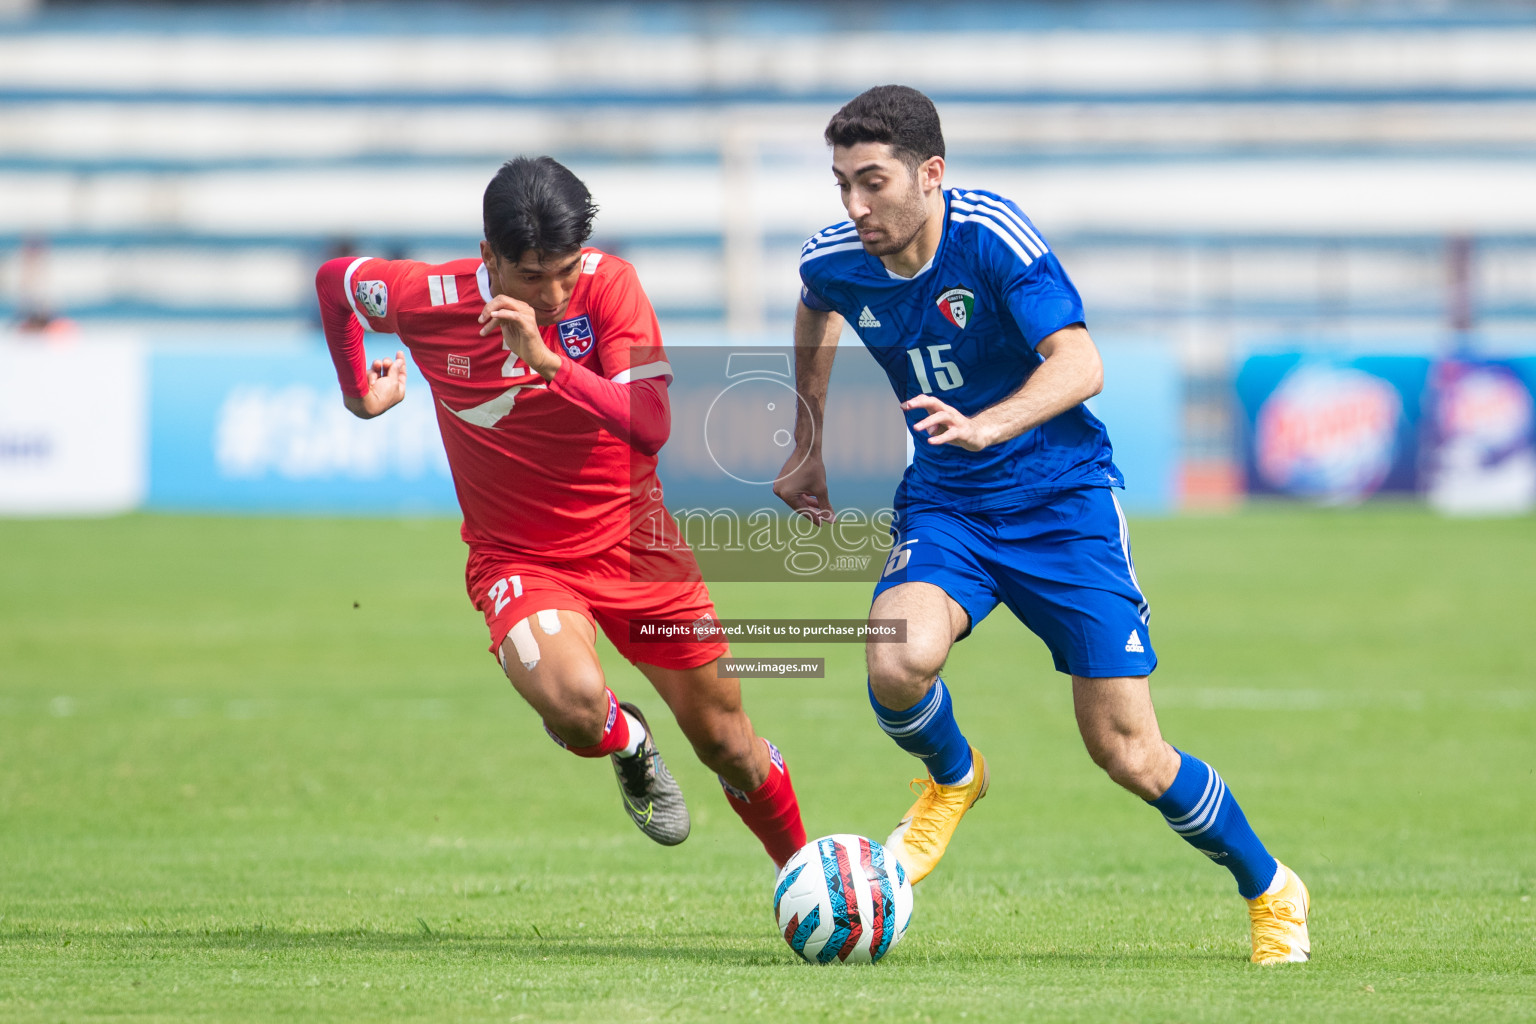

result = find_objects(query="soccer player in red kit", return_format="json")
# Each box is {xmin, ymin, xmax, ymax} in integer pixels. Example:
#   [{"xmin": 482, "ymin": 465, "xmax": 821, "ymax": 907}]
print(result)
[{"xmin": 314, "ymin": 156, "xmax": 805, "ymax": 867}]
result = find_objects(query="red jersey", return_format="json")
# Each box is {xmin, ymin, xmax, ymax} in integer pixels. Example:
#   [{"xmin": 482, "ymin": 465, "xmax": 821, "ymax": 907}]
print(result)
[{"xmin": 323, "ymin": 249, "xmax": 672, "ymax": 559}]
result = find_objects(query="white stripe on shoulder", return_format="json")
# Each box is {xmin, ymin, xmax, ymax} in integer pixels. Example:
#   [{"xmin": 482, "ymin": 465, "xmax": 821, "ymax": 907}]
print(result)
[
  {"xmin": 799, "ymin": 240, "xmax": 865, "ymax": 265},
  {"xmin": 962, "ymin": 196, "xmax": 1046, "ymax": 258},
  {"xmin": 950, "ymin": 210, "xmax": 1034, "ymax": 267},
  {"xmin": 801, "ymin": 234, "xmax": 857, "ymax": 258},
  {"xmin": 341, "ymin": 256, "xmax": 371, "ymax": 328},
  {"xmin": 802, "ymin": 224, "xmax": 858, "ymax": 254},
  {"xmin": 612, "ymin": 360, "xmax": 673, "ymax": 384},
  {"xmin": 950, "ymin": 197, "xmax": 1044, "ymax": 260},
  {"xmin": 814, "ymin": 222, "xmax": 858, "ymax": 242},
  {"xmin": 955, "ymin": 191, "xmax": 1049, "ymax": 257},
  {"xmin": 951, "ymin": 195, "xmax": 1038, "ymax": 256}
]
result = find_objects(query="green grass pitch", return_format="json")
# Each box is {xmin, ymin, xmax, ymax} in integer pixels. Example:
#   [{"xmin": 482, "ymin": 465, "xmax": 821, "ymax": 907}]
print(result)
[{"xmin": 1, "ymin": 508, "xmax": 1533, "ymax": 1021}]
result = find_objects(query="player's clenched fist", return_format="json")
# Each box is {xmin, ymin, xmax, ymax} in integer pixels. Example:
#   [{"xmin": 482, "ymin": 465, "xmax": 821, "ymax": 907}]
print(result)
[
  {"xmin": 343, "ymin": 349, "xmax": 408, "ymax": 419},
  {"xmin": 479, "ymin": 295, "xmax": 561, "ymax": 380},
  {"xmin": 773, "ymin": 448, "xmax": 835, "ymax": 525}
]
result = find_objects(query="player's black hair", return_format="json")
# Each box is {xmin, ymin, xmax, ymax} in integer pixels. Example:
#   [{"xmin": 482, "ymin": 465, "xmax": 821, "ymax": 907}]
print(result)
[
  {"xmin": 482, "ymin": 156, "xmax": 599, "ymax": 262},
  {"xmin": 824, "ymin": 85, "xmax": 945, "ymax": 169}
]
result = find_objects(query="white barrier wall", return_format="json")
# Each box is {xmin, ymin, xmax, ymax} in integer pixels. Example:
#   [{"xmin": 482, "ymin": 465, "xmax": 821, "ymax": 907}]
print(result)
[{"xmin": 0, "ymin": 340, "xmax": 146, "ymax": 514}]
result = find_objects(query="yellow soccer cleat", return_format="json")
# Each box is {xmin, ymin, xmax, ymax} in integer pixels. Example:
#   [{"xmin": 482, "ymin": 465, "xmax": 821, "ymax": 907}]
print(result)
[
  {"xmin": 884, "ymin": 746, "xmax": 989, "ymax": 885},
  {"xmin": 1248, "ymin": 862, "xmax": 1311, "ymax": 964}
]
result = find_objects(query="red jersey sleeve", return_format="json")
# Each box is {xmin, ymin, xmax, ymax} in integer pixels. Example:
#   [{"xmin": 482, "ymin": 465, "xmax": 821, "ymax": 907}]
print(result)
[
  {"xmin": 315, "ymin": 257, "xmax": 367, "ymax": 397},
  {"xmin": 547, "ymin": 362, "xmax": 670, "ymax": 455},
  {"xmin": 315, "ymin": 256, "xmax": 420, "ymax": 398},
  {"xmin": 584, "ymin": 253, "xmax": 672, "ymax": 384}
]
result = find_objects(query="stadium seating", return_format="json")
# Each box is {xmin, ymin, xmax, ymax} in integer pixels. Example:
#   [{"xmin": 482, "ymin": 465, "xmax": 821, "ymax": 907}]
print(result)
[{"xmin": 2, "ymin": 2, "xmax": 1536, "ymax": 346}]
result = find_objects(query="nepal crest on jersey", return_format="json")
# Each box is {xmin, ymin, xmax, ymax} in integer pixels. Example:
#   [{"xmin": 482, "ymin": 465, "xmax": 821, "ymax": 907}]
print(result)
[
  {"xmin": 557, "ymin": 315, "xmax": 595, "ymax": 358},
  {"xmin": 936, "ymin": 287, "xmax": 975, "ymax": 329},
  {"xmin": 354, "ymin": 279, "xmax": 387, "ymax": 318}
]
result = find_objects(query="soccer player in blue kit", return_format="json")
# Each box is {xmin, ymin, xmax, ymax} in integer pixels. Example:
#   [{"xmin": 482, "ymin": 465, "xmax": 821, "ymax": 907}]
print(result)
[{"xmin": 774, "ymin": 85, "xmax": 1311, "ymax": 964}]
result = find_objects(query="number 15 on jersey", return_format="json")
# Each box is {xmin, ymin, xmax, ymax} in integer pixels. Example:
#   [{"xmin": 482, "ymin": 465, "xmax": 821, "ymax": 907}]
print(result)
[{"xmin": 908, "ymin": 344, "xmax": 965, "ymax": 394}]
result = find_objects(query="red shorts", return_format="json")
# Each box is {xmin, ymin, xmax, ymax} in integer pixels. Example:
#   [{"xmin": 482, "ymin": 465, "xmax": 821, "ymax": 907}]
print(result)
[{"xmin": 465, "ymin": 536, "xmax": 728, "ymax": 671}]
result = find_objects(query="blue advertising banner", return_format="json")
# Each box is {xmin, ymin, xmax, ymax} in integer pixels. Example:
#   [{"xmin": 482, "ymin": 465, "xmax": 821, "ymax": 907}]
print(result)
[
  {"xmin": 148, "ymin": 345, "xmax": 459, "ymax": 514},
  {"xmin": 1237, "ymin": 351, "xmax": 1536, "ymax": 511},
  {"xmin": 1422, "ymin": 356, "xmax": 1536, "ymax": 515},
  {"xmin": 1090, "ymin": 340, "xmax": 1179, "ymax": 515},
  {"xmin": 1236, "ymin": 353, "xmax": 1431, "ymax": 502}
]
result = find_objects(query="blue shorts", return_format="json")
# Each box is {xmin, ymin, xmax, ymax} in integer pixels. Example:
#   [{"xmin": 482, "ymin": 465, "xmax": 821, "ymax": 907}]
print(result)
[{"xmin": 872, "ymin": 487, "xmax": 1156, "ymax": 678}]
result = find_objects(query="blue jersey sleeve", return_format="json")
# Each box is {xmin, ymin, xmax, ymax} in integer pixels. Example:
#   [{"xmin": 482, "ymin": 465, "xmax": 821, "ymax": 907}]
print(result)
[
  {"xmin": 799, "ymin": 282, "xmax": 834, "ymax": 313},
  {"xmin": 799, "ymin": 222, "xmax": 857, "ymax": 314},
  {"xmin": 995, "ymin": 250, "xmax": 1085, "ymax": 349},
  {"xmin": 965, "ymin": 200, "xmax": 1085, "ymax": 348}
]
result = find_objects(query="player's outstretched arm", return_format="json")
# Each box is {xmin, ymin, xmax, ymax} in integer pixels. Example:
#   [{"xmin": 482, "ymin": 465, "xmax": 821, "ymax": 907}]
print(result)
[
  {"xmin": 342, "ymin": 351, "xmax": 408, "ymax": 420},
  {"xmin": 314, "ymin": 258, "xmax": 407, "ymax": 420},
  {"xmin": 773, "ymin": 301, "xmax": 844, "ymax": 524},
  {"xmin": 906, "ymin": 323, "xmax": 1103, "ymax": 451}
]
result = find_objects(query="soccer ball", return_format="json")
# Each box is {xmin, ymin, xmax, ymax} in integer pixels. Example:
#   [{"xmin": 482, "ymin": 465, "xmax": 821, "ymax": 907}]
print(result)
[{"xmin": 772, "ymin": 834, "xmax": 913, "ymax": 963}]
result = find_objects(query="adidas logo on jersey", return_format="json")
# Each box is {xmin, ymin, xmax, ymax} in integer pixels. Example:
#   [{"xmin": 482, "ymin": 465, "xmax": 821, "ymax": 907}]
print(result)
[
  {"xmin": 857, "ymin": 306, "xmax": 882, "ymax": 329},
  {"xmin": 1125, "ymin": 630, "xmax": 1145, "ymax": 653}
]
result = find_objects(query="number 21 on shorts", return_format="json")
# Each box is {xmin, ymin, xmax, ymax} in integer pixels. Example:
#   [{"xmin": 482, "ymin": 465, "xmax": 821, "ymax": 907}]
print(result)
[{"xmin": 487, "ymin": 575, "xmax": 523, "ymax": 614}]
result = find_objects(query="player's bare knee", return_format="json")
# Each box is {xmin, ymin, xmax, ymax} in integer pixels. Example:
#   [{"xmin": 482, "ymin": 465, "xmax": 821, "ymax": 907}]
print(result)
[
  {"xmin": 691, "ymin": 734, "xmax": 751, "ymax": 777},
  {"xmin": 866, "ymin": 641, "xmax": 944, "ymax": 709},
  {"xmin": 681, "ymin": 716, "xmax": 754, "ymax": 776},
  {"xmin": 541, "ymin": 686, "xmax": 611, "ymax": 748},
  {"xmin": 1092, "ymin": 740, "xmax": 1163, "ymax": 798},
  {"xmin": 523, "ymin": 658, "xmax": 608, "ymax": 742},
  {"xmin": 867, "ymin": 631, "xmax": 945, "ymax": 681}
]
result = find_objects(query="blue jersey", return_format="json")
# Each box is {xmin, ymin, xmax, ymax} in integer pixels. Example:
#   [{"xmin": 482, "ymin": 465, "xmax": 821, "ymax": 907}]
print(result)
[{"xmin": 799, "ymin": 187, "xmax": 1122, "ymax": 512}]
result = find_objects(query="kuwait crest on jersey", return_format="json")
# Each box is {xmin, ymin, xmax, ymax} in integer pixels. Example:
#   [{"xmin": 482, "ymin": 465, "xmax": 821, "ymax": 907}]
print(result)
[
  {"xmin": 557, "ymin": 315, "xmax": 595, "ymax": 358},
  {"xmin": 936, "ymin": 287, "xmax": 974, "ymax": 329}
]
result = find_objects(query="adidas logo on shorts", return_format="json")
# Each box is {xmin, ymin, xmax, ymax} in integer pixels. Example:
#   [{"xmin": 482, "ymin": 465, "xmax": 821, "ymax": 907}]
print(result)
[{"xmin": 1125, "ymin": 630, "xmax": 1145, "ymax": 653}]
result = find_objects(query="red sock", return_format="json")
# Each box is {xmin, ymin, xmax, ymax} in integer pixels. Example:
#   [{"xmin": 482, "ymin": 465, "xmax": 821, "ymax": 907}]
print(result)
[
  {"xmin": 721, "ymin": 739, "xmax": 807, "ymax": 868},
  {"xmin": 552, "ymin": 689, "xmax": 631, "ymax": 758}
]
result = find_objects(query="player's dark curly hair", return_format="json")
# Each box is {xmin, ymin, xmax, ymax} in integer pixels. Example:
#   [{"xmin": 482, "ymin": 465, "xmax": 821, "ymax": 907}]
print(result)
[
  {"xmin": 824, "ymin": 85, "xmax": 945, "ymax": 170},
  {"xmin": 482, "ymin": 156, "xmax": 599, "ymax": 261}
]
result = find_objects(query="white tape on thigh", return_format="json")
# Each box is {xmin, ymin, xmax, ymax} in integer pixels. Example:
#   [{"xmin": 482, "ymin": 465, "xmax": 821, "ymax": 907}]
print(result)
[
  {"xmin": 508, "ymin": 618, "xmax": 540, "ymax": 670},
  {"xmin": 536, "ymin": 609, "xmax": 562, "ymax": 635}
]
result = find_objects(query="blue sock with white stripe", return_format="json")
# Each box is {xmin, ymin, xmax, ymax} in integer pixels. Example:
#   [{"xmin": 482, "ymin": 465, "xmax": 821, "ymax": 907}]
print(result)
[
  {"xmin": 869, "ymin": 678, "xmax": 973, "ymax": 786},
  {"xmin": 1149, "ymin": 750, "xmax": 1278, "ymax": 899}
]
